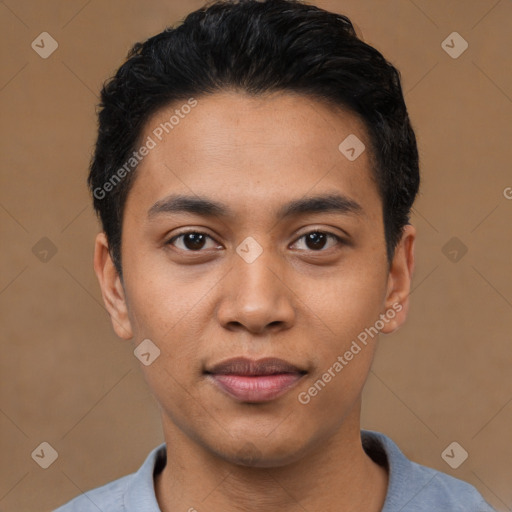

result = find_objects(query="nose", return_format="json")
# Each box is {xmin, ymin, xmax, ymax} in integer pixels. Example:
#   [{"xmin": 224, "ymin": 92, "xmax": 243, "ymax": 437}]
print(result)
[{"xmin": 215, "ymin": 244, "xmax": 296, "ymax": 335}]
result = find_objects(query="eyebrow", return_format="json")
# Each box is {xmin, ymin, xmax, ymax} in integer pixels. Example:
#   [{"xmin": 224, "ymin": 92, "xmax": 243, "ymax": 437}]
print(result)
[{"xmin": 147, "ymin": 192, "xmax": 364, "ymax": 221}]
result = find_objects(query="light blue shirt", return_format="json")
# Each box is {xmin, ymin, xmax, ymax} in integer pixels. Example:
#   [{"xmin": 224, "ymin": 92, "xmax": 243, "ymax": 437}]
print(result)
[{"xmin": 53, "ymin": 429, "xmax": 496, "ymax": 511}]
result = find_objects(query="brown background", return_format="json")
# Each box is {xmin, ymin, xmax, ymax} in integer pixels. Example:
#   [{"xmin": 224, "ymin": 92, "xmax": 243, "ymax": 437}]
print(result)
[{"xmin": 1, "ymin": 0, "xmax": 511, "ymax": 511}]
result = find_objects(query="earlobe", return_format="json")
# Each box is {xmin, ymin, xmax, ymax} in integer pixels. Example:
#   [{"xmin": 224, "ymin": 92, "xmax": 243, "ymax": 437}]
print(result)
[
  {"xmin": 380, "ymin": 224, "xmax": 416, "ymax": 335},
  {"xmin": 93, "ymin": 232, "xmax": 133, "ymax": 340}
]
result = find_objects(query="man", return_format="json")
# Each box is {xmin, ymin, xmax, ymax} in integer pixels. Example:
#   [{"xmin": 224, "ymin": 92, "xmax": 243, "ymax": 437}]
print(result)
[{"xmin": 55, "ymin": 0, "xmax": 497, "ymax": 510}]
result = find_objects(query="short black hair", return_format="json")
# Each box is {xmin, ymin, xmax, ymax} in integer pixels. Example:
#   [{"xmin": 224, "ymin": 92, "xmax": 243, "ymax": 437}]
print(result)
[{"xmin": 88, "ymin": 0, "xmax": 420, "ymax": 276}]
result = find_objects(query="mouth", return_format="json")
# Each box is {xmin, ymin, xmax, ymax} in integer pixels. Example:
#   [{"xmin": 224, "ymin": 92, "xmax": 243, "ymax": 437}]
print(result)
[{"xmin": 204, "ymin": 357, "xmax": 307, "ymax": 403}]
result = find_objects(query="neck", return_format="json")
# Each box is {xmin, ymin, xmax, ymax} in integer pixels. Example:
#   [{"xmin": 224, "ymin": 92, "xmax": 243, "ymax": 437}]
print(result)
[{"xmin": 155, "ymin": 408, "xmax": 389, "ymax": 512}]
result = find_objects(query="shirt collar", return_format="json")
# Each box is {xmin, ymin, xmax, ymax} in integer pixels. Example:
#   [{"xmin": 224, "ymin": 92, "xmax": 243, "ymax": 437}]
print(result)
[
  {"xmin": 123, "ymin": 441, "xmax": 166, "ymax": 511},
  {"xmin": 122, "ymin": 430, "xmax": 401, "ymax": 511}
]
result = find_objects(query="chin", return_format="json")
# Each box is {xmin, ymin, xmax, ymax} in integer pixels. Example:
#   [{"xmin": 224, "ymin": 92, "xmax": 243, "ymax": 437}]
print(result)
[{"xmin": 219, "ymin": 434, "xmax": 311, "ymax": 469}]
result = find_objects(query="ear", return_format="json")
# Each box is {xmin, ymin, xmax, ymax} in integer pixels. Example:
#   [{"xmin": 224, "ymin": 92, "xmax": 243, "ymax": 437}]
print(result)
[
  {"xmin": 380, "ymin": 223, "xmax": 416, "ymax": 334},
  {"xmin": 93, "ymin": 232, "xmax": 133, "ymax": 340}
]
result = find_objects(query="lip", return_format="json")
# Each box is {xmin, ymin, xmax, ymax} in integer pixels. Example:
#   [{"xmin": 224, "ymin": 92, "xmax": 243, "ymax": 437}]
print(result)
[{"xmin": 205, "ymin": 357, "xmax": 307, "ymax": 403}]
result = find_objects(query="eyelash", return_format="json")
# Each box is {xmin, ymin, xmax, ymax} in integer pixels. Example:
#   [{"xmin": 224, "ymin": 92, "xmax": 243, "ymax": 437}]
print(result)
[{"xmin": 166, "ymin": 229, "xmax": 346, "ymax": 252}]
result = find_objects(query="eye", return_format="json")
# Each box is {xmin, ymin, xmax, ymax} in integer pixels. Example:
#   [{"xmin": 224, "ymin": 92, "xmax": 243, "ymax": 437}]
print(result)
[
  {"xmin": 166, "ymin": 229, "xmax": 346, "ymax": 253},
  {"xmin": 166, "ymin": 231, "xmax": 221, "ymax": 251},
  {"xmin": 291, "ymin": 230, "xmax": 345, "ymax": 251}
]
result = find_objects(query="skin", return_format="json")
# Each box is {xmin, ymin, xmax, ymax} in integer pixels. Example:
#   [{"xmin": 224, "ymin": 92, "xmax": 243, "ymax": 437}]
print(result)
[{"xmin": 94, "ymin": 90, "xmax": 415, "ymax": 512}]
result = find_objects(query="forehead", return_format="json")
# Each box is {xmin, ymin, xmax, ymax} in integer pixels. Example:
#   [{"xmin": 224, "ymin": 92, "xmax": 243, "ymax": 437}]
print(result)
[{"xmin": 125, "ymin": 91, "xmax": 381, "ymax": 225}]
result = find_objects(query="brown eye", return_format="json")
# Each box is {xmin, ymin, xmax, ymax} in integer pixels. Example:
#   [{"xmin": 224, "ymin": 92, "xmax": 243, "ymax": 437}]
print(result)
[
  {"xmin": 292, "ymin": 231, "xmax": 344, "ymax": 251},
  {"xmin": 167, "ymin": 231, "xmax": 219, "ymax": 251}
]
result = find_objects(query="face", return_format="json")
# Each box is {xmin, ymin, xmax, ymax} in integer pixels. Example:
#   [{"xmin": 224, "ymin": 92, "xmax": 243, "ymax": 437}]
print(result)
[{"xmin": 94, "ymin": 91, "xmax": 415, "ymax": 467}]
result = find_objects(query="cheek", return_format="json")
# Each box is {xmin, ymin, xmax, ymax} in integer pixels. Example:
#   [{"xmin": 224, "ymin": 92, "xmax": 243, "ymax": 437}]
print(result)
[
  {"xmin": 294, "ymin": 276, "xmax": 383, "ymax": 414},
  {"xmin": 122, "ymin": 248, "xmax": 215, "ymax": 339},
  {"xmin": 293, "ymin": 258, "xmax": 387, "ymax": 344},
  {"xmin": 294, "ymin": 349, "xmax": 373, "ymax": 445},
  {"xmin": 292, "ymin": 261, "xmax": 387, "ymax": 399}
]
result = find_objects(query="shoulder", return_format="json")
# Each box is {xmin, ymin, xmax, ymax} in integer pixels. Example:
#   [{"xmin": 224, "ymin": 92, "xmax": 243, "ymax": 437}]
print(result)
[
  {"xmin": 361, "ymin": 430, "xmax": 497, "ymax": 512},
  {"xmin": 394, "ymin": 459, "xmax": 496, "ymax": 511},
  {"xmin": 52, "ymin": 442, "xmax": 167, "ymax": 512},
  {"xmin": 52, "ymin": 474, "xmax": 130, "ymax": 511}
]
